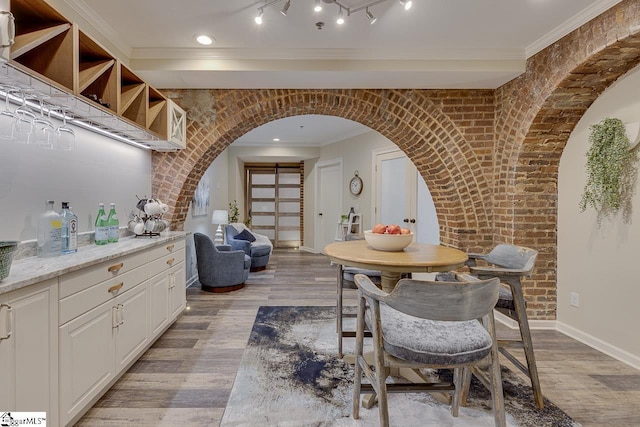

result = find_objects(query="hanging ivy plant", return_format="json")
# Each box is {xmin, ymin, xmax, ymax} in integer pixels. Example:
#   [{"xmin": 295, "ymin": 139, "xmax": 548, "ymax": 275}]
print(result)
[{"xmin": 579, "ymin": 117, "xmax": 638, "ymax": 224}]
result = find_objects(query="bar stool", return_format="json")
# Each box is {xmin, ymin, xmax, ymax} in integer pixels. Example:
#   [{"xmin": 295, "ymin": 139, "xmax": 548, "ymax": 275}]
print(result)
[{"xmin": 466, "ymin": 243, "xmax": 544, "ymax": 409}]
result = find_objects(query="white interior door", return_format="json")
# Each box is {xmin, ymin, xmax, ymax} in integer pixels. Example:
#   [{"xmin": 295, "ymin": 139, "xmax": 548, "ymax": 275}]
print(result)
[
  {"xmin": 375, "ymin": 149, "xmax": 439, "ymax": 243},
  {"xmin": 316, "ymin": 161, "xmax": 342, "ymax": 253}
]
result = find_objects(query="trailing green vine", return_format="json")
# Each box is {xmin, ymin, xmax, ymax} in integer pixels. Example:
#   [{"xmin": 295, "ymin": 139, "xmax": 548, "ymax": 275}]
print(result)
[{"xmin": 579, "ymin": 117, "xmax": 638, "ymax": 224}]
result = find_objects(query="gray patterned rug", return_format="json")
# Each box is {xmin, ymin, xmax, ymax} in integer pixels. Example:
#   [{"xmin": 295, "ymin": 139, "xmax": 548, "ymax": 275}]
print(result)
[{"xmin": 221, "ymin": 306, "xmax": 580, "ymax": 427}]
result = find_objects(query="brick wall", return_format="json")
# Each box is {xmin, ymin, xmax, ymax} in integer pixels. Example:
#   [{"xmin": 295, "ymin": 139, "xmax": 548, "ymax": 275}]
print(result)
[{"xmin": 152, "ymin": 0, "xmax": 640, "ymax": 320}]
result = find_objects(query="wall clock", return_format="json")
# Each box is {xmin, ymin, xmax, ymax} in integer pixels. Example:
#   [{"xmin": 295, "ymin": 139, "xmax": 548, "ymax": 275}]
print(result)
[{"xmin": 349, "ymin": 171, "xmax": 363, "ymax": 196}]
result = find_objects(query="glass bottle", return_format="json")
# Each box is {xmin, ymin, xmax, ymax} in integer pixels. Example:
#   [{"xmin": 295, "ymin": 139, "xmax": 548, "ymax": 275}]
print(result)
[
  {"xmin": 60, "ymin": 201, "xmax": 78, "ymax": 254},
  {"xmin": 95, "ymin": 203, "xmax": 109, "ymax": 245},
  {"xmin": 107, "ymin": 203, "xmax": 119, "ymax": 243},
  {"xmin": 37, "ymin": 200, "xmax": 62, "ymax": 257}
]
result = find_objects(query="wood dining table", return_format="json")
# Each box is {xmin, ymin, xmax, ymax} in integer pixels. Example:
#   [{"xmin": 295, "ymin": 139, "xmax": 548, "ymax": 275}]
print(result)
[{"xmin": 324, "ymin": 239, "xmax": 468, "ymax": 292}]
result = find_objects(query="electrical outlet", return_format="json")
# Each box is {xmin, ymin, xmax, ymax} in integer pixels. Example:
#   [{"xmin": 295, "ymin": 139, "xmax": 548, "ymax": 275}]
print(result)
[{"xmin": 570, "ymin": 292, "xmax": 580, "ymax": 308}]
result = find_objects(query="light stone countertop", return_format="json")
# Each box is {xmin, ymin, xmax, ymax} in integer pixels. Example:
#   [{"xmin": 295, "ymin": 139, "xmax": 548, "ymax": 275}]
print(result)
[{"xmin": 0, "ymin": 231, "xmax": 186, "ymax": 295}]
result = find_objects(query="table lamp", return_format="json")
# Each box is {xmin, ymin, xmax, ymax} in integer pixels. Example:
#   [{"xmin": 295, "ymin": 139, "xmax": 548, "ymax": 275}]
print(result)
[{"xmin": 211, "ymin": 209, "xmax": 229, "ymax": 245}]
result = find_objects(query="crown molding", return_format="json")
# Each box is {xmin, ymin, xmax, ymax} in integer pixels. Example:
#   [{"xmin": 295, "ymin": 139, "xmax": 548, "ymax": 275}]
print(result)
[
  {"xmin": 60, "ymin": 0, "xmax": 133, "ymax": 58},
  {"xmin": 130, "ymin": 47, "xmax": 525, "ymax": 62},
  {"xmin": 525, "ymin": 0, "xmax": 624, "ymax": 58}
]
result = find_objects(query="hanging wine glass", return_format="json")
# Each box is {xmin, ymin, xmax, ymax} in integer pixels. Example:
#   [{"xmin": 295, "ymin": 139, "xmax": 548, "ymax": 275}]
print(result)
[
  {"xmin": 11, "ymin": 90, "xmax": 36, "ymax": 144},
  {"xmin": 0, "ymin": 85, "xmax": 17, "ymax": 141},
  {"xmin": 32, "ymin": 95, "xmax": 55, "ymax": 150},
  {"xmin": 55, "ymin": 106, "xmax": 74, "ymax": 151}
]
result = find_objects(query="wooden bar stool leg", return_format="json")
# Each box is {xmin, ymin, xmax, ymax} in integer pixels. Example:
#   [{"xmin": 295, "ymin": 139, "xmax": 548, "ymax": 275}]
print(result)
[
  {"xmin": 510, "ymin": 280, "xmax": 544, "ymax": 409},
  {"xmin": 337, "ymin": 264, "xmax": 344, "ymax": 358}
]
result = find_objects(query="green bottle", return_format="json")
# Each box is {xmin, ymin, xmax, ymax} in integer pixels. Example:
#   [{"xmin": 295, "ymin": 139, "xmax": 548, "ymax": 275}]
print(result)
[
  {"xmin": 107, "ymin": 203, "xmax": 119, "ymax": 243},
  {"xmin": 95, "ymin": 203, "xmax": 109, "ymax": 245}
]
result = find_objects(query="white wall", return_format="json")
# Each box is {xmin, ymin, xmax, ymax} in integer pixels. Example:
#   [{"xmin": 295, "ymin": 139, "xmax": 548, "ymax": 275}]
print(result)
[
  {"xmin": 558, "ymin": 63, "xmax": 640, "ymax": 365},
  {"xmin": 0, "ymin": 113, "xmax": 151, "ymax": 243},
  {"xmin": 183, "ymin": 150, "xmax": 229, "ymax": 285}
]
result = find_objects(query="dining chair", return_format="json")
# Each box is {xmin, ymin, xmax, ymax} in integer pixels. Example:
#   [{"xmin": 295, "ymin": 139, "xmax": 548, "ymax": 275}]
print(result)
[
  {"xmin": 336, "ymin": 262, "xmax": 381, "ymax": 357},
  {"xmin": 465, "ymin": 243, "xmax": 544, "ymax": 409},
  {"xmin": 352, "ymin": 273, "xmax": 505, "ymax": 427}
]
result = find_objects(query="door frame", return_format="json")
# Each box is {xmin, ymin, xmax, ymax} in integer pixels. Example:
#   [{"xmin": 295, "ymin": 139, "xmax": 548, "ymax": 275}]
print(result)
[{"xmin": 315, "ymin": 158, "xmax": 343, "ymax": 253}]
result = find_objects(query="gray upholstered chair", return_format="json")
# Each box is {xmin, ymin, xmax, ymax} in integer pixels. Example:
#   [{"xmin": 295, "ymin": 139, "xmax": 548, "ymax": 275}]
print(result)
[
  {"xmin": 225, "ymin": 223, "xmax": 272, "ymax": 271},
  {"xmin": 352, "ymin": 273, "xmax": 505, "ymax": 427},
  {"xmin": 466, "ymin": 243, "xmax": 543, "ymax": 409},
  {"xmin": 194, "ymin": 232, "xmax": 250, "ymax": 293}
]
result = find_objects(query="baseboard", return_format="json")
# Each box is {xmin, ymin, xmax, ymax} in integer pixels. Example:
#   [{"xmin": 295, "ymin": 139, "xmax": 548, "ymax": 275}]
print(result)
[
  {"xmin": 298, "ymin": 246, "xmax": 318, "ymax": 253},
  {"xmin": 556, "ymin": 321, "xmax": 640, "ymax": 371},
  {"xmin": 494, "ymin": 311, "xmax": 557, "ymax": 330},
  {"xmin": 186, "ymin": 274, "xmax": 199, "ymax": 288}
]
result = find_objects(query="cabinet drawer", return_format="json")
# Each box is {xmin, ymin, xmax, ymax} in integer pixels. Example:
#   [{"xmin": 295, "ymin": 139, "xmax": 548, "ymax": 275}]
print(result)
[
  {"xmin": 59, "ymin": 250, "xmax": 150, "ymax": 299},
  {"xmin": 149, "ymin": 249, "xmax": 185, "ymax": 278},
  {"xmin": 148, "ymin": 238, "xmax": 185, "ymax": 262},
  {"xmin": 59, "ymin": 264, "xmax": 150, "ymax": 325}
]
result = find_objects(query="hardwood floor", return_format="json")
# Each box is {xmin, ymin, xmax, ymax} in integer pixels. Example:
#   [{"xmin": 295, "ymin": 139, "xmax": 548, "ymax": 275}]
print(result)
[{"xmin": 77, "ymin": 249, "xmax": 640, "ymax": 426}]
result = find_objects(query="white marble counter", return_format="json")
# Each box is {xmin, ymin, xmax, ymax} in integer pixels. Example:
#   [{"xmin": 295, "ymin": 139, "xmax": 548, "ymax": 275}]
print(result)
[{"xmin": 0, "ymin": 231, "xmax": 186, "ymax": 295}]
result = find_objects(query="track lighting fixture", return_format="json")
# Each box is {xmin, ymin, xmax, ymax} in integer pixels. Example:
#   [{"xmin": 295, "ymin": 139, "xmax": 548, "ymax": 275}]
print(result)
[
  {"xmin": 366, "ymin": 7, "xmax": 377, "ymax": 24},
  {"xmin": 253, "ymin": 0, "xmax": 412, "ymax": 27},
  {"xmin": 336, "ymin": 7, "xmax": 345, "ymax": 25},
  {"xmin": 280, "ymin": 0, "xmax": 291, "ymax": 16},
  {"xmin": 400, "ymin": 0, "xmax": 412, "ymax": 11}
]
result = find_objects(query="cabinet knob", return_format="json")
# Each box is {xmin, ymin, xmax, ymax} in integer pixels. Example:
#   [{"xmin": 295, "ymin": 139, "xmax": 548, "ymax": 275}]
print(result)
[
  {"xmin": 166, "ymin": 258, "xmax": 175, "ymax": 266},
  {"xmin": 0, "ymin": 303, "xmax": 12, "ymax": 341},
  {"xmin": 108, "ymin": 262, "xmax": 124, "ymax": 273},
  {"xmin": 166, "ymin": 244, "xmax": 175, "ymax": 252},
  {"xmin": 403, "ymin": 218, "xmax": 409, "ymax": 223},
  {"xmin": 410, "ymin": 219, "xmax": 416, "ymax": 223},
  {"xmin": 108, "ymin": 282, "xmax": 124, "ymax": 293}
]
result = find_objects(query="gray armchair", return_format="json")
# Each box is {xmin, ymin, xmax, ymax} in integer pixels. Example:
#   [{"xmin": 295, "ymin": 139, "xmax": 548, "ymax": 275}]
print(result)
[{"xmin": 194, "ymin": 232, "xmax": 250, "ymax": 293}]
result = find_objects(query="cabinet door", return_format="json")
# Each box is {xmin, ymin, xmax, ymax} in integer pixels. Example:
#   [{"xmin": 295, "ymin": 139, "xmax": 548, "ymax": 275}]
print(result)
[
  {"xmin": 0, "ymin": 280, "xmax": 57, "ymax": 421},
  {"xmin": 169, "ymin": 262, "xmax": 186, "ymax": 319},
  {"xmin": 114, "ymin": 283, "xmax": 149, "ymax": 371},
  {"xmin": 59, "ymin": 300, "xmax": 115, "ymax": 426},
  {"xmin": 149, "ymin": 272, "xmax": 170, "ymax": 337}
]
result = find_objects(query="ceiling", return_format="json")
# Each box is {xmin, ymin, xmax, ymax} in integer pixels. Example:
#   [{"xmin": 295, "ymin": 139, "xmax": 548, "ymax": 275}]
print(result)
[
  {"xmin": 61, "ymin": 0, "xmax": 622, "ymax": 90},
  {"xmin": 52, "ymin": 0, "xmax": 621, "ymax": 148}
]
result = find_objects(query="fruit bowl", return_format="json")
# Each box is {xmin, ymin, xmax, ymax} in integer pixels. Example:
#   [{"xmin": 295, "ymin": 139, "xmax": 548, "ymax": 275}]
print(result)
[{"xmin": 364, "ymin": 230, "xmax": 413, "ymax": 252}]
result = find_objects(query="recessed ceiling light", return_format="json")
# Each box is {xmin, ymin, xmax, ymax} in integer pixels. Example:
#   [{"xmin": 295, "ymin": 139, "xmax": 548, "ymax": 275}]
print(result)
[
  {"xmin": 273, "ymin": 138, "xmax": 280, "ymax": 142},
  {"xmin": 195, "ymin": 34, "xmax": 214, "ymax": 46}
]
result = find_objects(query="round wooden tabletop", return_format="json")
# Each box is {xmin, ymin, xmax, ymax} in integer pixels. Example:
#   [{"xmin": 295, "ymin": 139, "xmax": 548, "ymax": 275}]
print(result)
[{"xmin": 324, "ymin": 240, "xmax": 468, "ymax": 274}]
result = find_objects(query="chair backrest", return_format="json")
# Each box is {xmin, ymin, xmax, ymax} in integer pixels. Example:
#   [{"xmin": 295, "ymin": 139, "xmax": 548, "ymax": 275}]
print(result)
[
  {"xmin": 194, "ymin": 232, "xmax": 220, "ymax": 258},
  {"xmin": 379, "ymin": 276, "xmax": 500, "ymax": 322},
  {"xmin": 485, "ymin": 244, "xmax": 537, "ymax": 273}
]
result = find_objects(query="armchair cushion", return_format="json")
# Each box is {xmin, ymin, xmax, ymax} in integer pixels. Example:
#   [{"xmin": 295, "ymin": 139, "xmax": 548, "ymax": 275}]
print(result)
[
  {"xmin": 225, "ymin": 223, "xmax": 273, "ymax": 270},
  {"xmin": 234, "ymin": 229, "xmax": 256, "ymax": 242}
]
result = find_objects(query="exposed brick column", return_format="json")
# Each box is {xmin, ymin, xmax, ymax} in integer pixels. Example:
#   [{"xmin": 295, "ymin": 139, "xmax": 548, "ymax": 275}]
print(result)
[
  {"xmin": 152, "ymin": 89, "xmax": 495, "ymax": 251},
  {"xmin": 494, "ymin": 0, "xmax": 640, "ymax": 318}
]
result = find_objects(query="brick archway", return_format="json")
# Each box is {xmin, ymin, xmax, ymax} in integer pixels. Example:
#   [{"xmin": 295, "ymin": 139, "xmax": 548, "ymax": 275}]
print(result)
[
  {"xmin": 152, "ymin": 89, "xmax": 495, "ymax": 249},
  {"xmin": 493, "ymin": 0, "xmax": 640, "ymax": 318}
]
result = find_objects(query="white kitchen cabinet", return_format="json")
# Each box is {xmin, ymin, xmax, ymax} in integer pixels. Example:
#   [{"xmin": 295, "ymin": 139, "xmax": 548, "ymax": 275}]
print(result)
[
  {"xmin": 149, "ymin": 272, "xmax": 170, "ymax": 337},
  {"xmin": 59, "ymin": 298, "xmax": 115, "ymax": 426},
  {"xmin": 0, "ymin": 279, "xmax": 58, "ymax": 425},
  {"xmin": 114, "ymin": 282, "xmax": 149, "ymax": 371},
  {"xmin": 169, "ymin": 261, "xmax": 186, "ymax": 319}
]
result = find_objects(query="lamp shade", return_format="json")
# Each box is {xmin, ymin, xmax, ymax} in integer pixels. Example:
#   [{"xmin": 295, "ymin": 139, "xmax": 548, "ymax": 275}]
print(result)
[{"xmin": 212, "ymin": 209, "xmax": 229, "ymax": 225}]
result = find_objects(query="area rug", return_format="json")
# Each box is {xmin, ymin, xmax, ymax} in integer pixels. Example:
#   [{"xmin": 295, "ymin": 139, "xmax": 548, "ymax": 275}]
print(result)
[{"xmin": 221, "ymin": 306, "xmax": 580, "ymax": 427}]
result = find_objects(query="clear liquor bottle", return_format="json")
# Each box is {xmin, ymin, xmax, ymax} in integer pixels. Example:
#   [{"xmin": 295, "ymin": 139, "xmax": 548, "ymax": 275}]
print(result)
[
  {"xmin": 107, "ymin": 203, "xmax": 119, "ymax": 243},
  {"xmin": 37, "ymin": 200, "xmax": 62, "ymax": 257},
  {"xmin": 95, "ymin": 203, "xmax": 109, "ymax": 245},
  {"xmin": 60, "ymin": 201, "xmax": 78, "ymax": 254}
]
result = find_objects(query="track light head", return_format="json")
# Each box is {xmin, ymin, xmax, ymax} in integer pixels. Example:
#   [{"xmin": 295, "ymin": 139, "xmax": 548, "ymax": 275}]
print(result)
[
  {"xmin": 255, "ymin": 8, "xmax": 264, "ymax": 24},
  {"xmin": 366, "ymin": 7, "xmax": 377, "ymax": 24},
  {"xmin": 336, "ymin": 7, "xmax": 345, "ymax": 25},
  {"xmin": 399, "ymin": 0, "xmax": 412, "ymax": 11},
  {"xmin": 280, "ymin": 0, "xmax": 291, "ymax": 16},
  {"xmin": 314, "ymin": 0, "xmax": 322, "ymax": 13}
]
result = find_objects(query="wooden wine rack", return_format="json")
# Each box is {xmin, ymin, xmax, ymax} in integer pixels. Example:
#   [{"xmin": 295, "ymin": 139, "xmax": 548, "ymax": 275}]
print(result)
[{"xmin": 3, "ymin": 0, "xmax": 186, "ymax": 150}]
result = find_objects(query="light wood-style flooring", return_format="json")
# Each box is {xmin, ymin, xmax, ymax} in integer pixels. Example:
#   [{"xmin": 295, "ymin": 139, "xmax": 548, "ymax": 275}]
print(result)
[{"xmin": 78, "ymin": 249, "xmax": 640, "ymax": 426}]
